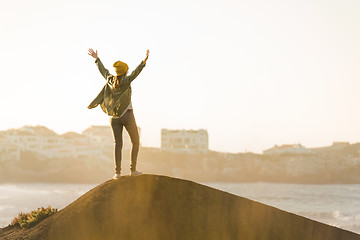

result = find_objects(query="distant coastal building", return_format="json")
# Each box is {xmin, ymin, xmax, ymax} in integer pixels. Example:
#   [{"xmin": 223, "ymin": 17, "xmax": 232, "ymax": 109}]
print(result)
[
  {"xmin": 18, "ymin": 126, "xmax": 64, "ymax": 157},
  {"xmin": 0, "ymin": 132, "xmax": 20, "ymax": 161},
  {"xmin": 2, "ymin": 126, "xmax": 65, "ymax": 159},
  {"xmin": 332, "ymin": 142, "xmax": 350, "ymax": 147},
  {"xmin": 0, "ymin": 125, "xmax": 141, "ymax": 161},
  {"xmin": 161, "ymin": 129, "xmax": 208, "ymax": 153},
  {"xmin": 82, "ymin": 125, "xmax": 141, "ymax": 150},
  {"xmin": 59, "ymin": 131, "xmax": 99, "ymax": 159},
  {"xmin": 82, "ymin": 126, "xmax": 114, "ymax": 146},
  {"xmin": 263, "ymin": 144, "xmax": 311, "ymax": 155}
]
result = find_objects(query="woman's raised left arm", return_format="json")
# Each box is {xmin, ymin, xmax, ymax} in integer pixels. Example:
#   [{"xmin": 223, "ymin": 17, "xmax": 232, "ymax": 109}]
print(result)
[{"xmin": 129, "ymin": 49, "xmax": 149, "ymax": 82}]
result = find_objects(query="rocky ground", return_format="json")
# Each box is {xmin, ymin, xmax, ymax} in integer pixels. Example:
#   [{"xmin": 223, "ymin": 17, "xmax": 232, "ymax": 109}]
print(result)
[{"xmin": 1, "ymin": 175, "xmax": 359, "ymax": 240}]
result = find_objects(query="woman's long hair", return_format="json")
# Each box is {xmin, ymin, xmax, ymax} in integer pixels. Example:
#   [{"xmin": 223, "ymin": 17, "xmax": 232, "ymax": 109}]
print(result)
[{"xmin": 112, "ymin": 73, "xmax": 126, "ymax": 90}]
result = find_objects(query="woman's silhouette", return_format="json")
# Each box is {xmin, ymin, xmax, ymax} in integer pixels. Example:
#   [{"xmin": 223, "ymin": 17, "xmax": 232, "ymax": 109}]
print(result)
[{"xmin": 88, "ymin": 48, "xmax": 149, "ymax": 179}]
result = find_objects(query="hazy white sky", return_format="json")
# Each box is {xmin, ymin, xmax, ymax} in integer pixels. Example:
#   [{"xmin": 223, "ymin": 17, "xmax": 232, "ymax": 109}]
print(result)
[{"xmin": 1, "ymin": 0, "xmax": 359, "ymax": 153}]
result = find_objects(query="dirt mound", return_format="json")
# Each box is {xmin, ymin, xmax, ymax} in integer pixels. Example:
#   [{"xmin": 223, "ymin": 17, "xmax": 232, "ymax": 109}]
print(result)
[{"xmin": 1, "ymin": 175, "xmax": 359, "ymax": 240}]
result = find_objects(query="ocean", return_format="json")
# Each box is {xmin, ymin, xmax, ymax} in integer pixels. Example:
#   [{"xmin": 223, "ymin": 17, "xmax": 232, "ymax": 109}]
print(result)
[{"xmin": 1, "ymin": 182, "xmax": 359, "ymax": 234}]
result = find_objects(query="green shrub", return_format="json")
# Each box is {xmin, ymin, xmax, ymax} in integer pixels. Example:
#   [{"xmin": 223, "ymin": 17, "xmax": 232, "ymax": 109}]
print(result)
[{"xmin": 11, "ymin": 206, "xmax": 58, "ymax": 229}]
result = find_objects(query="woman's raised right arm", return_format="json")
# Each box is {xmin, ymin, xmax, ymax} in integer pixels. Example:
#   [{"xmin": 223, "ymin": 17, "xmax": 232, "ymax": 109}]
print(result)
[{"xmin": 88, "ymin": 48, "xmax": 111, "ymax": 80}]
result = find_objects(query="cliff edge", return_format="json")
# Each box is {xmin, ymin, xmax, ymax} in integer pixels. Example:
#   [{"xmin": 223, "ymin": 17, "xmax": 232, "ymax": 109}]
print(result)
[{"xmin": 1, "ymin": 175, "xmax": 359, "ymax": 240}]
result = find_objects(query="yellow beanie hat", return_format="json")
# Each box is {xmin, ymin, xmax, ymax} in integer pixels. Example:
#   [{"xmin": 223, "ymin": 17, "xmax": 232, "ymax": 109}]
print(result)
[{"xmin": 113, "ymin": 61, "xmax": 129, "ymax": 76}]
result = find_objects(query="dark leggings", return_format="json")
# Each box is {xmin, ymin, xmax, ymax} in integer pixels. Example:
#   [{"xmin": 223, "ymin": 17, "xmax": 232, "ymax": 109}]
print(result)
[{"xmin": 110, "ymin": 109, "xmax": 140, "ymax": 173}]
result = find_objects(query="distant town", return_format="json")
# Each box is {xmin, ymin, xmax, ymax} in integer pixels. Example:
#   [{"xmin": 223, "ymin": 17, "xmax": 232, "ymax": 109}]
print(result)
[
  {"xmin": 0, "ymin": 125, "xmax": 355, "ymax": 162},
  {"xmin": 0, "ymin": 125, "xmax": 210, "ymax": 162},
  {"xmin": 1, "ymin": 125, "xmax": 360, "ymax": 184}
]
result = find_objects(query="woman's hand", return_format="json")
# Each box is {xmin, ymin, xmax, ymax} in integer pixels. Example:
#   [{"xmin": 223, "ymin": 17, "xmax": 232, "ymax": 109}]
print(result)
[
  {"xmin": 88, "ymin": 48, "xmax": 98, "ymax": 59},
  {"xmin": 143, "ymin": 49, "xmax": 149, "ymax": 63}
]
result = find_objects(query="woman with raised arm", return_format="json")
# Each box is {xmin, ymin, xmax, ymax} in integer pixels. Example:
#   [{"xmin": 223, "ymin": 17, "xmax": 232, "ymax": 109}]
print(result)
[{"xmin": 87, "ymin": 48, "xmax": 149, "ymax": 179}]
